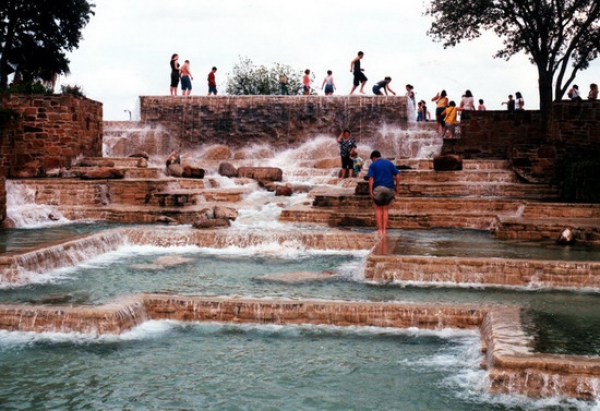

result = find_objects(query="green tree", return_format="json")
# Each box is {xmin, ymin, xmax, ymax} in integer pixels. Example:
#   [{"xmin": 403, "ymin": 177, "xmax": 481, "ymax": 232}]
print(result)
[
  {"xmin": 226, "ymin": 56, "xmax": 313, "ymax": 95},
  {"xmin": 0, "ymin": 0, "xmax": 95, "ymax": 88},
  {"xmin": 426, "ymin": 0, "xmax": 600, "ymax": 127}
]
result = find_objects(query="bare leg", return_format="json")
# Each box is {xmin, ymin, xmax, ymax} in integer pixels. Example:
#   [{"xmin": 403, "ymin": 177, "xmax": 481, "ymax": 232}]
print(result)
[
  {"xmin": 382, "ymin": 205, "xmax": 390, "ymax": 235},
  {"xmin": 349, "ymin": 85, "xmax": 358, "ymax": 95},
  {"xmin": 375, "ymin": 205, "xmax": 384, "ymax": 235},
  {"xmin": 359, "ymin": 81, "xmax": 367, "ymax": 94}
]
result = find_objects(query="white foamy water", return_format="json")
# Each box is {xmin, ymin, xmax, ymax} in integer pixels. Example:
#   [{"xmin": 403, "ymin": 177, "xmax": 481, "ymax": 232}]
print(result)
[{"xmin": 5, "ymin": 181, "xmax": 73, "ymax": 228}]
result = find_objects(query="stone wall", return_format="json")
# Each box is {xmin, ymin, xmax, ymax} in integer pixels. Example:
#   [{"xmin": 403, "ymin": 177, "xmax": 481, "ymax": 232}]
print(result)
[
  {"xmin": 0, "ymin": 177, "xmax": 5, "ymax": 223},
  {"xmin": 0, "ymin": 94, "xmax": 103, "ymax": 177},
  {"xmin": 445, "ymin": 101, "xmax": 600, "ymax": 182},
  {"xmin": 139, "ymin": 95, "xmax": 409, "ymax": 148}
]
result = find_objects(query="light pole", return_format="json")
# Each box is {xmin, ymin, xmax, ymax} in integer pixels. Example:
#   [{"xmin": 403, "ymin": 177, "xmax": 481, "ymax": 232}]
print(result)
[{"xmin": 124, "ymin": 109, "xmax": 132, "ymax": 121}]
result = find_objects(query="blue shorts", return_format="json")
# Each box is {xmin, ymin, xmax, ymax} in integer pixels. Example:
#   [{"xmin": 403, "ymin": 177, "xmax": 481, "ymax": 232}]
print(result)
[
  {"xmin": 181, "ymin": 75, "xmax": 192, "ymax": 91},
  {"xmin": 208, "ymin": 85, "xmax": 217, "ymax": 94},
  {"xmin": 324, "ymin": 84, "xmax": 334, "ymax": 94}
]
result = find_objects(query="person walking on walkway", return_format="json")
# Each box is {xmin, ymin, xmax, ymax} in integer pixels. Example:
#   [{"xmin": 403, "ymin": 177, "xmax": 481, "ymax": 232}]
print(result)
[{"xmin": 349, "ymin": 51, "xmax": 368, "ymax": 95}]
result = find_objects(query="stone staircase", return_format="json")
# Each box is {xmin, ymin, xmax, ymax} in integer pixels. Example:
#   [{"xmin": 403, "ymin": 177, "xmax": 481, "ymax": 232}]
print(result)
[{"xmin": 281, "ymin": 159, "xmax": 600, "ymax": 244}]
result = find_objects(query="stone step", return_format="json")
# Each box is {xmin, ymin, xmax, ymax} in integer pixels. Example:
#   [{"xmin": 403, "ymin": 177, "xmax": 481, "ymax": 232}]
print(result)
[
  {"xmin": 394, "ymin": 159, "xmax": 510, "ymax": 171},
  {"xmin": 70, "ymin": 166, "xmax": 163, "ymax": 180},
  {"xmin": 311, "ymin": 194, "xmax": 526, "ymax": 214},
  {"xmin": 521, "ymin": 202, "xmax": 600, "ymax": 219},
  {"xmin": 280, "ymin": 204, "xmax": 499, "ymax": 230},
  {"xmin": 56, "ymin": 204, "xmax": 231, "ymax": 225},
  {"xmin": 399, "ymin": 169, "xmax": 519, "ymax": 183},
  {"xmin": 82, "ymin": 157, "xmax": 146, "ymax": 168},
  {"xmin": 494, "ymin": 216, "xmax": 600, "ymax": 244},
  {"xmin": 395, "ymin": 182, "xmax": 558, "ymax": 199}
]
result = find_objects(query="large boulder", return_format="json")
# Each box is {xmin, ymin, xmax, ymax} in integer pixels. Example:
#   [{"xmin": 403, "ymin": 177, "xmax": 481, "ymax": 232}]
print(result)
[
  {"xmin": 238, "ymin": 167, "xmax": 283, "ymax": 182},
  {"xmin": 218, "ymin": 162, "xmax": 238, "ymax": 177},
  {"xmin": 182, "ymin": 165, "xmax": 205, "ymax": 179},
  {"xmin": 214, "ymin": 205, "xmax": 238, "ymax": 220},
  {"xmin": 192, "ymin": 218, "xmax": 231, "ymax": 229},
  {"xmin": 79, "ymin": 167, "xmax": 125, "ymax": 180},
  {"xmin": 433, "ymin": 154, "xmax": 463, "ymax": 171},
  {"xmin": 167, "ymin": 163, "xmax": 183, "ymax": 177},
  {"xmin": 275, "ymin": 184, "xmax": 293, "ymax": 197}
]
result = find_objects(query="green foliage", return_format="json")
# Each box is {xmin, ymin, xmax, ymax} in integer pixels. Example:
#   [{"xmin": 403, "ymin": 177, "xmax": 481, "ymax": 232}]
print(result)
[
  {"xmin": 0, "ymin": 81, "xmax": 53, "ymax": 95},
  {"xmin": 226, "ymin": 56, "xmax": 315, "ymax": 95},
  {"xmin": 426, "ymin": 0, "xmax": 600, "ymax": 119},
  {"xmin": 60, "ymin": 84, "xmax": 85, "ymax": 97},
  {"xmin": 0, "ymin": 0, "xmax": 96, "ymax": 87},
  {"xmin": 555, "ymin": 157, "xmax": 600, "ymax": 202}
]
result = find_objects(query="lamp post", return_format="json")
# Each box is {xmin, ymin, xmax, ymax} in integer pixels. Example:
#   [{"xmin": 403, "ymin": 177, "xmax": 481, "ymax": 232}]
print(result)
[{"xmin": 124, "ymin": 109, "xmax": 132, "ymax": 121}]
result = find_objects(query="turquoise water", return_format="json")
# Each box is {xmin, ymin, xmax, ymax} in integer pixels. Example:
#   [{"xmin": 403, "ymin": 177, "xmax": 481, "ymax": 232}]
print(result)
[
  {"xmin": 0, "ymin": 322, "xmax": 595, "ymax": 411},
  {"xmin": 1, "ymin": 227, "xmax": 600, "ymax": 409}
]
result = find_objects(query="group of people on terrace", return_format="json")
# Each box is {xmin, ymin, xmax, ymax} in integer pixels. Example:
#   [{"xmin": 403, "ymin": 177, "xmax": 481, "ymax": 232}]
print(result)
[{"xmin": 170, "ymin": 53, "xmax": 218, "ymax": 96}]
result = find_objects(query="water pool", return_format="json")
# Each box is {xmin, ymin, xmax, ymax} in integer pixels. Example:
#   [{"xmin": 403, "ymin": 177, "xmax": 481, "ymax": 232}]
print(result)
[{"xmin": 0, "ymin": 322, "xmax": 595, "ymax": 411}]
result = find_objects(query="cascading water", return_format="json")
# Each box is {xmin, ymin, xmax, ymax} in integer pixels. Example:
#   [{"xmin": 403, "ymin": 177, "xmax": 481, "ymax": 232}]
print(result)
[{"xmin": 3, "ymin": 114, "xmax": 600, "ymax": 409}]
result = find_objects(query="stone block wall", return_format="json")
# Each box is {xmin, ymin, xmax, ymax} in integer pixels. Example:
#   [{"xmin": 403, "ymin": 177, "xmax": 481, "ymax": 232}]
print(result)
[
  {"xmin": 139, "ymin": 95, "xmax": 408, "ymax": 148},
  {"xmin": 0, "ymin": 177, "xmax": 5, "ymax": 223},
  {"xmin": 445, "ymin": 102, "xmax": 600, "ymax": 182},
  {"xmin": 0, "ymin": 94, "xmax": 103, "ymax": 177}
]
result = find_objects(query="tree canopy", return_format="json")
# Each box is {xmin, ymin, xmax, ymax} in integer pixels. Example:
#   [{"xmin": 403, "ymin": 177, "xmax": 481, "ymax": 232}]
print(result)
[
  {"xmin": 226, "ymin": 56, "xmax": 314, "ymax": 95},
  {"xmin": 0, "ymin": 0, "xmax": 95, "ymax": 88},
  {"xmin": 426, "ymin": 0, "xmax": 600, "ymax": 123}
]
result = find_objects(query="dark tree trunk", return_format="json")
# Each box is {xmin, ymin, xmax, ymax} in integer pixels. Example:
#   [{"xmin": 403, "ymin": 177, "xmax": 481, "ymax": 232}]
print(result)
[{"xmin": 538, "ymin": 69, "xmax": 554, "ymax": 137}]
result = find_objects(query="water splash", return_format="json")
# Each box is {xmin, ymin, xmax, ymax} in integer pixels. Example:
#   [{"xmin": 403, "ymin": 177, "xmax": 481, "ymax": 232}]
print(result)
[{"xmin": 5, "ymin": 181, "xmax": 71, "ymax": 229}]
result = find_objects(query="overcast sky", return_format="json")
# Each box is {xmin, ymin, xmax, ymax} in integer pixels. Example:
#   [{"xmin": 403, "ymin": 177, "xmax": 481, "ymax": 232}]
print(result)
[{"xmin": 61, "ymin": 0, "xmax": 600, "ymax": 121}]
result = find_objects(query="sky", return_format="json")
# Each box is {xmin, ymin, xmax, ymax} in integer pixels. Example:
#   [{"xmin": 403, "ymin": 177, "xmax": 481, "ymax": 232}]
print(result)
[{"xmin": 60, "ymin": 0, "xmax": 600, "ymax": 121}]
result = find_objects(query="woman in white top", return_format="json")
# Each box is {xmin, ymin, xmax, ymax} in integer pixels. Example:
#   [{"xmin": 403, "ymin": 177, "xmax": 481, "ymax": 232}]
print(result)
[
  {"xmin": 459, "ymin": 90, "xmax": 475, "ymax": 119},
  {"xmin": 321, "ymin": 70, "xmax": 336, "ymax": 95},
  {"xmin": 515, "ymin": 92, "xmax": 525, "ymax": 110}
]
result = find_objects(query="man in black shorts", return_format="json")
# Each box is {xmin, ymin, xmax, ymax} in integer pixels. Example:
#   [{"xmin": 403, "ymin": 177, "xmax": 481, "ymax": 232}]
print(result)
[{"xmin": 349, "ymin": 51, "xmax": 368, "ymax": 95}]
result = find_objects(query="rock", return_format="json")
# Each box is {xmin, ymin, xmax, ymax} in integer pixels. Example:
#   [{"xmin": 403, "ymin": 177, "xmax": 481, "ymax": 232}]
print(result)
[
  {"xmin": 60, "ymin": 169, "xmax": 82, "ymax": 178},
  {"xmin": 433, "ymin": 155, "xmax": 463, "ymax": 171},
  {"xmin": 238, "ymin": 167, "xmax": 283, "ymax": 182},
  {"xmin": 79, "ymin": 167, "xmax": 125, "ymax": 180},
  {"xmin": 258, "ymin": 180, "xmax": 278, "ymax": 192},
  {"xmin": 355, "ymin": 181, "xmax": 370, "ymax": 195},
  {"xmin": 46, "ymin": 168, "xmax": 61, "ymax": 178},
  {"xmin": 203, "ymin": 145, "xmax": 231, "ymax": 160},
  {"xmin": 557, "ymin": 228, "xmax": 576, "ymax": 245},
  {"xmin": 313, "ymin": 158, "xmax": 341, "ymax": 169},
  {"xmin": 78, "ymin": 158, "xmax": 115, "ymax": 168},
  {"xmin": 218, "ymin": 162, "xmax": 238, "ymax": 177},
  {"xmin": 12, "ymin": 160, "xmax": 44, "ymax": 178},
  {"xmin": 254, "ymin": 270, "xmax": 336, "ymax": 283},
  {"xmin": 214, "ymin": 205, "xmax": 238, "ymax": 220},
  {"xmin": 136, "ymin": 157, "xmax": 148, "ymax": 168},
  {"xmin": 167, "ymin": 163, "xmax": 183, "ymax": 177},
  {"xmin": 129, "ymin": 152, "xmax": 150, "ymax": 160},
  {"xmin": 166, "ymin": 151, "xmax": 180, "ymax": 167},
  {"xmin": 192, "ymin": 218, "xmax": 231, "ymax": 229},
  {"xmin": 275, "ymin": 184, "xmax": 293, "ymax": 196},
  {"xmin": 182, "ymin": 165, "xmax": 205, "ymax": 179},
  {"xmin": 156, "ymin": 216, "xmax": 179, "ymax": 225}
]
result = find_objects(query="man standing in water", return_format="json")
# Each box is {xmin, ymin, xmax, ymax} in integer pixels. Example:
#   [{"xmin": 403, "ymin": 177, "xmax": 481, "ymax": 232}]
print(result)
[
  {"xmin": 336, "ymin": 129, "xmax": 356, "ymax": 178},
  {"xmin": 349, "ymin": 51, "xmax": 367, "ymax": 95},
  {"xmin": 366, "ymin": 150, "xmax": 400, "ymax": 235}
]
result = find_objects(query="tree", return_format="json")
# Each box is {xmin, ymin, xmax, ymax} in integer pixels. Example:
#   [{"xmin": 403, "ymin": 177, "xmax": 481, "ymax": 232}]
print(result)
[
  {"xmin": 0, "ymin": 0, "xmax": 95, "ymax": 88},
  {"xmin": 226, "ymin": 56, "xmax": 313, "ymax": 95},
  {"xmin": 426, "ymin": 0, "xmax": 600, "ymax": 127}
]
